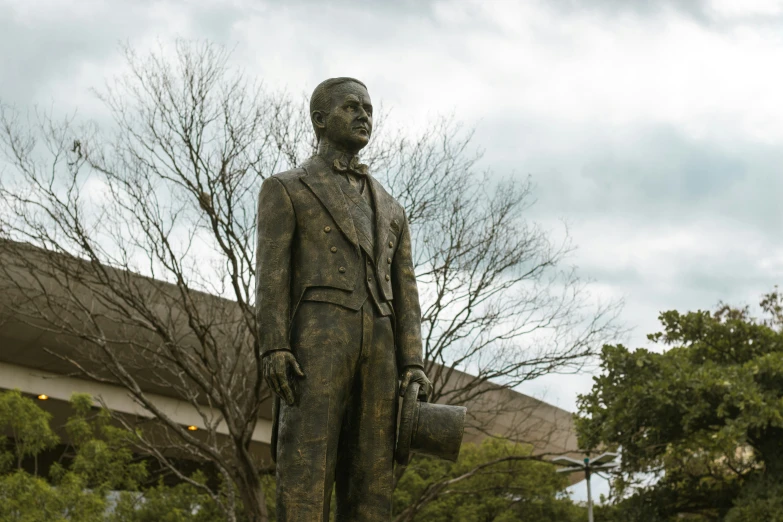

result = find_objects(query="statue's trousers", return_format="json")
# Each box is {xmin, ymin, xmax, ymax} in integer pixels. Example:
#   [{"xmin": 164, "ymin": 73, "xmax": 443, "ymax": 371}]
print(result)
[{"xmin": 275, "ymin": 299, "xmax": 397, "ymax": 521}]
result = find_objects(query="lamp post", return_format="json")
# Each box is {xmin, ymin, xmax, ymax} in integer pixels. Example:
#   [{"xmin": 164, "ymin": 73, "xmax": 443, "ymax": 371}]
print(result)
[{"xmin": 552, "ymin": 452, "xmax": 618, "ymax": 522}]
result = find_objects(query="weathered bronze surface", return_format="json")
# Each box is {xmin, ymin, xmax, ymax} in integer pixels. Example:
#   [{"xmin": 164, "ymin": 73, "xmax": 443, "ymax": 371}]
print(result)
[
  {"xmin": 395, "ymin": 382, "xmax": 467, "ymax": 466},
  {"xmin": 256, "ymin": 77, "xmax": 454, "ymax": 521}
]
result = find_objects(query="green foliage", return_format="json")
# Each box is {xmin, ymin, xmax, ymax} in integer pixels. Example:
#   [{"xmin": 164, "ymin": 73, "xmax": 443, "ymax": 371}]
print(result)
[
  {"xmin": 577, "ymin": 288, "xmax": 783, "ymax": 520},
  {"xmin": 0, "ymin": 469, "xmax": 106, "ymax": 522},
  {"xmin": 0, "ymin": 391, "xmax": 107, "ymax": 521},
  {"xmin": 110, "ymin": 472, "xmax": 223, "ymax": 522},
  {"xmin": 393, "ymin": 438, "xmax": 585, "ymax": 521},
  {"xmin": 724, "ymin": 476, "xmax": 783, "ymax": 522},
  {"xmin": 0, "ymin": 389, "xmax": 59, "ymax": 471},
  {"xmin": 0, "ymin": 389, "xmax": 227, "ymax": 520},
  {"xmin": 62, "ymin": 394, "xmax": 147, "ymax": 493}
]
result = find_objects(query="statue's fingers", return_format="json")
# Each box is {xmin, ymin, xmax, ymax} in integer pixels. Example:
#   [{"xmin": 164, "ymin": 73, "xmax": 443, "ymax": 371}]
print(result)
[
  {"xmin": 279, "ymin": 377, "xmax": 295, "ymax": 406},
  {"xmin": 268, "ymin": 368, "xmax": 283, "ymax": 399},
  {"xmin": 419, "ymin": 380, "xmax": 433, "ymax": 401},
  {"xmin": 273, "ymin": 358, "xmax": 288, "ymax": 380},
  {"xmin": 399, "ymin": 371, "xmax": 411, "ymax": 397},
  {"xmin": 273, "ymin": 362, "xmax": 291, "ymax": 399}
]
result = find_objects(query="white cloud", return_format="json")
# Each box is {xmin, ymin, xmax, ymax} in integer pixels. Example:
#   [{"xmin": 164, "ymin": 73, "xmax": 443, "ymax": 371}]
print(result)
[{"xmin": 711, "ymin": 0, "xmax": 783, "ymax": 17}]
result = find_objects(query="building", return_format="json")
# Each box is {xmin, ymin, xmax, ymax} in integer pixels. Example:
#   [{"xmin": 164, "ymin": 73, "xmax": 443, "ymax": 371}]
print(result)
[{"xmin": 0, "ymin": 244, "xmax": 581, "ymax": 475}]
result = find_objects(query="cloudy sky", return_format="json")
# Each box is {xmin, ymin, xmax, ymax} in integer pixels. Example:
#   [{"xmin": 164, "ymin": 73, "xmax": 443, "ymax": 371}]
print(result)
[{"xmin": 4, "ymin": 0, "xmax": 783, "ymax": 501}]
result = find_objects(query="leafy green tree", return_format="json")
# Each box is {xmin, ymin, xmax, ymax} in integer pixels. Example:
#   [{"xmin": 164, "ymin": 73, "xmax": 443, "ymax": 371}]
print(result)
[
  {"xmin": 0, "ymin": 390, "xmax": 108, "ymax": 521},
  {"xmin": 59, "ymin": 394, "xmax": 147, "ymax": 495},
  {"xmin": 0, "ymin": 469, "xmax": 106, "ymax": 522},
  {"xmin": 577, "ymin": 288, "xmax": 783, "ymax": 521},
  {"xmin": 0, "ymin": 388, "xmax": 59, "ymax": 472},
  {"xmin": 393, "ymin": 438, "xmax": 585, "ymax": 522},
  {"xmin": 0, "ymin": 389, "xmax": 232, "ymax": 521},
  {"xmin": 109, "ymin": 473, "xmax": 225, "ymax": 522}
]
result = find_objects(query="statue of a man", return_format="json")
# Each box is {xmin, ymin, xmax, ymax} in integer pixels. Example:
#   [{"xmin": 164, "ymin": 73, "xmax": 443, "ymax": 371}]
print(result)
[{"xmin": 256, "ymin": 77, "xmax": 432, "ymax": 521}]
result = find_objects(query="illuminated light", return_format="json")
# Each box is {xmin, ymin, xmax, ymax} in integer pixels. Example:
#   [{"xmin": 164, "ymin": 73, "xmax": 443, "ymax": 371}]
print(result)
[
  {"xmin": 37, "ymin": 394, "xmax": 49, "ymax": 400},
  {"xmin": 187, "ymin": 425, "xmax": 198, "ymax": 431}
]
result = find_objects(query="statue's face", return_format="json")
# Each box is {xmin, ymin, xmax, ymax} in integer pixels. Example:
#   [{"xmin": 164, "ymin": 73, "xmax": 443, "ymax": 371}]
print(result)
[{"xmin": 322, "ymin": 82, "xmax": 373, "ymax": 153}]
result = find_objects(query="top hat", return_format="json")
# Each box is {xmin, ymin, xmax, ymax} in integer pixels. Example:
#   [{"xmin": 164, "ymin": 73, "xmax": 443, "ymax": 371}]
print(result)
[{"xmin": 395, "ymin": 381, "xmax": 467, "ymax": 466}]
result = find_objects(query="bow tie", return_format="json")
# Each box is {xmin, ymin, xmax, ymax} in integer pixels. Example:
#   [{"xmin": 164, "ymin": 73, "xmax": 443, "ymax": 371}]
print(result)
[{"xmin": 332, "ymin": 156, "xmax": 369, "ymax": 176}]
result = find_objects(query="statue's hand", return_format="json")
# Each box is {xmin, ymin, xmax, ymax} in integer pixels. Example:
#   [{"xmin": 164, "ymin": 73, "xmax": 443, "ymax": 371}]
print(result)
[
  {"xmin": 262, "ymin": 351, "xmax": 305, "ymax": 406},
  {"xmin": 399, "ymin": 366, "xmax": 432, "ymax": 402}
]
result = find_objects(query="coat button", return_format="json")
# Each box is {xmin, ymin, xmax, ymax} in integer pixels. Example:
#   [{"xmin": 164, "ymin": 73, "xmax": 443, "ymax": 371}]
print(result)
[
  {"xmin": 330, "ymin": 247, "xmax": 337, "ymax": 253},
  {"xmin": 367, "ymin": 276, "xmax": 373, "ymax": 282},
  {"xmin": 387, "ymin": 257, "xmax": 392, "ymax": 264},
  {"xmin": 324, "ymin": 226, "xmax": 331, "ymax": 233},
  {"xmin": 388, "ymin": 241, "xmax": 394, "ymax": 248},
  {"xmin": 385, "ymin": 274, "xmax": 390, "ymax": 281},
  {"xmin": 339, "ymin": 267, "xmax": 346, "ymax": 273}
]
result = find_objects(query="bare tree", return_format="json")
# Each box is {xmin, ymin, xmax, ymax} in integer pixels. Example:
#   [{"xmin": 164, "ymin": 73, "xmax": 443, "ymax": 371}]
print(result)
[
  {"xmin": 0, "ymin": 39, "xmax": 622, "ymax": 520},
  {"xmin": 0, "ymin": 40, "xmax": 296, "ymax": 521}
]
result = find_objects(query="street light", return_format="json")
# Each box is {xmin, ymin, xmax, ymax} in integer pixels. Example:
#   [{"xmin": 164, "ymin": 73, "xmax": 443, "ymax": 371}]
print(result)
[{"xmin": 552, "ymin": 452, "xmax": 618, "ymax": 522}]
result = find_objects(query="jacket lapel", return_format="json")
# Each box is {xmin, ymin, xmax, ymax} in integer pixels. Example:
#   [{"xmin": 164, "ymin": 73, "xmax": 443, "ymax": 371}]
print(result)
[
  {"xmin": 368, "ymin": 175, "xmax": 393, "ymax": 264},
  {"xmin": 301, "ymin": 157, "xmax": 359, "ymax": 249}
]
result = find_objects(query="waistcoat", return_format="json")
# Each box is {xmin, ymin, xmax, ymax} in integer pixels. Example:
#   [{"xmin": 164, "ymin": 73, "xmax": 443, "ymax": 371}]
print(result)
[{"xmin": 301, "ymin": 172, "xmax": 392, "ymax": 316}]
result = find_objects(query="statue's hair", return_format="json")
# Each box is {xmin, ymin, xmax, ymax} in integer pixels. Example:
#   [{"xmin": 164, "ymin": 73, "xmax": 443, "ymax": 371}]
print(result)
[{"xmin": 310, "ymin": 77, "xmax": 367, "ymax": 140}]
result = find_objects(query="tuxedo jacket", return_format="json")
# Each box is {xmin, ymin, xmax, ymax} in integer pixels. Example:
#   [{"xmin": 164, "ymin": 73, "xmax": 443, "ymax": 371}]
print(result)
[{"xmin": 255, "ymin": 155, "xmax": 424, "ymax": 370}]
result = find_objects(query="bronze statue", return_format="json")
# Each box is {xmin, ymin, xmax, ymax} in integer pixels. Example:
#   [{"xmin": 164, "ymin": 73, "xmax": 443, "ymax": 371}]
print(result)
[{"xmin": 256, "ymin": 77, "xmax": 433, "ymax": 520}]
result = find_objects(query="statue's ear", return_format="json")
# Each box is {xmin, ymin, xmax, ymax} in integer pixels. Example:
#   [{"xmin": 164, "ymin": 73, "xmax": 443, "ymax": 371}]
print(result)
[{"xmin": 312, "ymin": 111, "xmax": 326, "ymax": 132}]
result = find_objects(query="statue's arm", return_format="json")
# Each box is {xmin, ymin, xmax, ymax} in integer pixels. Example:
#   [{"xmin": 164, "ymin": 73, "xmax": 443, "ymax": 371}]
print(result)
[
  {"xmin": 393, "ymin": 213, "xmax": 433, "ymax": 400},
  {"xmin": 391, "ymin": 212, "xmax": 424, "ymax": 370},
  {"xmin": 256, "ymin": 176, "xmax": 296, "ymax": 356}
]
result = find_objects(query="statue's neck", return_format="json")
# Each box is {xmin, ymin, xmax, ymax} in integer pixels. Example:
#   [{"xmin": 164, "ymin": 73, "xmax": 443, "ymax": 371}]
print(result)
[{"xmin": 316, "ymin": 140, "xmax": 360, "ymax": 167}]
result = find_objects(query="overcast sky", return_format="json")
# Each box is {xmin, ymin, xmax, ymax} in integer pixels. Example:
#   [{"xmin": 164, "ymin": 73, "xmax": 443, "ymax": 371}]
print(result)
[{"xmin": 4, "ymin": 0, "xmax": 783, "ymax": 501}]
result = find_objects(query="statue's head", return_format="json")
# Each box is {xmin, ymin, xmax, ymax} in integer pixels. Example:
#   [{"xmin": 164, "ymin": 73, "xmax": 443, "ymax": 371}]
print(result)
[{"xmin": 310, "ymin": 77, "xmax": 373, "ymax": 154}]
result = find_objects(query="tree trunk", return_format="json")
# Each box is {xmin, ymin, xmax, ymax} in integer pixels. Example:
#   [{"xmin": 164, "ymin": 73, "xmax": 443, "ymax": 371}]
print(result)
[{"xmin": 237, "ymin": 461, "xmax": 270, "ymax": 522}]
